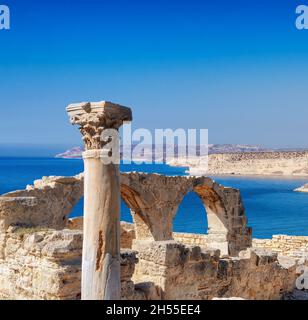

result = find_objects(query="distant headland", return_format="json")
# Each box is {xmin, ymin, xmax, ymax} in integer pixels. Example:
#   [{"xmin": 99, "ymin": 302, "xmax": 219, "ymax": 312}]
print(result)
[
  {"xmin": 56, "ymin": 145, "xmax": 308, "ymax": 177},
  {"xmin": 55, "ymin": 144, "xmax": 270, "ymax": 160}
]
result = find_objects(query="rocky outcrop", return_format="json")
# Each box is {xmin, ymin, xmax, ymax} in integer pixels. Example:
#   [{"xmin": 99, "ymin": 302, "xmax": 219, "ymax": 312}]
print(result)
[
  {"xmin": 169, "ymin": 151, "xmax": 308, "ymax": 176},
  {"xmin": 55, "ymin": 147, "xmax": 83, "ymax": 159},
  {"xmin": 294, "ymin": 184, "xmax": 308, "ymax": 193}
]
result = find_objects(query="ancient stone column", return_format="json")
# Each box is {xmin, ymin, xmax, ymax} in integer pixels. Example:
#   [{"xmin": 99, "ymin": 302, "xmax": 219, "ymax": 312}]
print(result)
[{"xmin": 67, "ymin": 101, "xmax": 132, "ymax": 300}]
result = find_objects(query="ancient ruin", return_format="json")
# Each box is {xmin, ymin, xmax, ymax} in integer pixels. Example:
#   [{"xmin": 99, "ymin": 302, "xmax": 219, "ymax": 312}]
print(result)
[
  {"xmin": 67, "ymin": 101, "xmax": 132, "ymax": 300},
  {"xmin": 0, "ymin": 101, "xmax": 307, "ymax": 300}
]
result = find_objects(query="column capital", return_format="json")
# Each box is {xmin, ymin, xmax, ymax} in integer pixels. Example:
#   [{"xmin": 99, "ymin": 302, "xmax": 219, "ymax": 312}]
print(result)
[
  {"xmin": 67, "ymin": 101, "xmax": 132, "ymax": 150},
  {"xmin": 82, "ymin": 149, "xmax": 110, "ymax": 159}
]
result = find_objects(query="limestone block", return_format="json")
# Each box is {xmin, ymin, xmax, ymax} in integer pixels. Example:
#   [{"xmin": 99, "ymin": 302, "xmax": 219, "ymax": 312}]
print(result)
[{"xmin": 0, "ymin": 175, "xmax": 83, "ymax": 231}]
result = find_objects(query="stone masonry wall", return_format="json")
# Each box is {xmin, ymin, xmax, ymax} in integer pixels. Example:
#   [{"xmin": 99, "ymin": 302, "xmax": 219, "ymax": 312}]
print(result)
[
  {"xmin": 253, "ymin": 235, "xmax": 308, "ymax": 258},
  {"xmin": 0, "ymin": 173, "xmax": 306, "ymax": 300},
  {"xmin": 0, "ymin": 173, "xmax": 251, "ymax": 256},
  {"xmin": 173, "ymin": 232, "xmax": 209, "ymax": 247},
  {"xmin": 0, "ymin": 224, "xmax": 306, "ymax": 300},
  {"xmin": 121, "ymin": 222, "xmax": 308, "ymax": 260},
  {"xmin": 0, "ymin": 227, "xmax": 143, "ymax": 300},
  {"xmin": 121, "ymin": 223, "xmax": 210, "ymax": 249},
  {"xmin": 132, "ymin": 240, "xmax": 304, "ymax": 300},
  {"xmin": 0, "ymin": 228, "xmax": 82, "ymax": 300}
]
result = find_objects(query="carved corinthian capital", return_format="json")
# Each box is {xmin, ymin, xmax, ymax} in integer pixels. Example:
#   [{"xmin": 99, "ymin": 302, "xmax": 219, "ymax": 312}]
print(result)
[{"xmin": 66, "ymin": 101, "xmax": 132, "ymax": 150}]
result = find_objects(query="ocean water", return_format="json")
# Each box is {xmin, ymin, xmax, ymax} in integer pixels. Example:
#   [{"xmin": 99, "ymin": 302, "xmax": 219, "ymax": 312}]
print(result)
[{"xmin": 1, "ymin": 157, "xmax": 308, "ymax": 239}]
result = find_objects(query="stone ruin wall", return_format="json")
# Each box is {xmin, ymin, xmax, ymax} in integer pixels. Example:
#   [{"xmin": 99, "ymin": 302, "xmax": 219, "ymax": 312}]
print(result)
[
  {"xmin": 0, "ymin": 172, "xmax": 307, "ymax": 300},
  {"xmin": 131, "ymin": 240, "xmax": 300, "ymax": 300},
  {"xmin": 121, "ymin": 222, "xmax": 308, "ymax": 260},
  {"xmin": 0, "ymin": 226, "xmax": 144, "ymax": 300},
  {"xmin": 112, "ymin": 221, "xmax": 211, "ymax": 251},
  {"xmin": 253, "ymin": 235, "xmax": 308, "ymax": 258}
]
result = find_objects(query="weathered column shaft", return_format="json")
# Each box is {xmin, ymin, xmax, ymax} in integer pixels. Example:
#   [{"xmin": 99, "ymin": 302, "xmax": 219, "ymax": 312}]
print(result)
[
  {"xmin": 82, "ymin": 151, "xmax": 121, "ymax": 299},
  {"xmin": 67, "ymin": 101, "xmax": 132, "ymax": 300}
]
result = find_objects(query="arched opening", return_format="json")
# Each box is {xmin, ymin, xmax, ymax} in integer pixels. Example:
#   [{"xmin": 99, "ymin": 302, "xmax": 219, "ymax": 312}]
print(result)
[
  {"xmin": 121, "ymin": 199, "xmax": 133, "ymax": 223},
  {"xmin": 120, "ymin": 184, "xmax": 154, "ymax": 241},
  {"xmin": 193, "ymin": 184, "xmax": 229, "ymax": 255},
  {"xmin": 172, "ymin": 191, "xmax": 208, "ymax": 248},
  {"xmin": 120, "ymin": 194, "xmax": 135, "ymax": 249},
  {"xmin": 69, "ymin": 197, "xmax": 84, "ymax": 218},
  {"xmin": 66, "ymin": 195, "xmax": 84, "ymax": 230},
  {"xmin": 193, "ymin": 185, "xmax": 229, "ymax": 236},
  {"xmin": 173, "ymin": 191, "xmax": 208, "ymax": 234},
  {"xmin": 67, "ymin": 196, "xmax": 135, "ymax": 223}
]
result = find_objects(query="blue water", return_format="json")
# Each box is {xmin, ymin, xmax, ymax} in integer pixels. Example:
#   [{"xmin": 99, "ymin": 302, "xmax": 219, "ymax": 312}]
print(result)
[{"xmin": 1, "ymin": 157, "xmax": 308, "ymax": 239}]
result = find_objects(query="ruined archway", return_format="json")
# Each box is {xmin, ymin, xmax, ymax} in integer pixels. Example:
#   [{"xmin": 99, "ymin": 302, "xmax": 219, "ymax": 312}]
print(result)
[
  {"xmin": 69, "ymin": 197, "xmax": 84, "ymax": 219},
  {"xmin": 121, "ymin": 198, "xmax": 133, "ymax": 224},
  {"xmin": 120, "ymin": 183, "xmax": 154, "ymax": 241},
  {"xmin": 173, "ymin": 191, "xmax": 208, "ymax": 234},
  {"xmin": 15, "ymin": 172, "xmax": 251, "ymax": 256},
  {"xmin": 170, "ymin": 178, "xmax": 230, "ymax": 254},
  {"xmin": 120, "ymin": 173, "xmax": 193, "ymax": 241},
  {"xmin": 193, "ymin": 184, "xmax": 229, "ymax": 255},
  {"xmin": 192, "ymin": 177, "xmax": 252, "ymax": 256}
]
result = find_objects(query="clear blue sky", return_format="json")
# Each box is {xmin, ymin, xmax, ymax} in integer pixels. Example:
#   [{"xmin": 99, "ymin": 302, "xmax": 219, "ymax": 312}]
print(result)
[{"xmin": 1, "ymin": 0, "xmax": 308, "ymax": 154}]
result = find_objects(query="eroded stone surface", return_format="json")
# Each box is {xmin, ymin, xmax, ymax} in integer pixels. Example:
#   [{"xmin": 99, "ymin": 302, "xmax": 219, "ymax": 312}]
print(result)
[
  {"xmin": 253, "ymin": 235, "xmax": 308, "ymax": 258},
  {"xmin": 67, "ymin": 101, "xmax": 132, "ymax": 150},
  {"xmin": 0, "ymin": 228, "xmax": 82, "ymax": 300},
  {"xmin": 0, "ymin": 172, "xmax": 251, "ymax": 256},
  {"xmin": 0, "ymin": 175, "xmax": 84, "ymax": 231},
  {"xmin": 0, "ymin": 225, "xmax": 305, "ymax": 300},
  {"xmin": 131, "ymin": 241, "xmax": 303, "ymax": 300},
  {"xmin": 169, "ymin": 151, "xmax": 308, "ymax": 176},
  {"xmin": 0, "ymin": 172, "xmax": 305, "ymax": 300},
  {"xmin": 121, "ymin": 173, "xmax": 251, "ymax": 255},
  {"xmin": 0, "ymin": 227, "xmax": 141, "ymax": 300}
]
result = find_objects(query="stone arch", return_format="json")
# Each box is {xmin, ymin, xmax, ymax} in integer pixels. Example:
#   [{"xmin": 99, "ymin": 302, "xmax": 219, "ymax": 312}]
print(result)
[
  {"xmin": 120, "ymin": 183, "xmax": 154, "ymax": 241},
  {"xmin": 120, "ymin": 173, "xmax": 193, "ymax": 241},
  {"xmin": 191, "ymin": 177, "xmax": 251, "ymax": 256},
  {"xmin": 193, "ymin": 184, "xmax": 229, "ymax": 255},
  {"xmin": 170, "ymin": 176, "xmax": 229, "ymax": 254},
  {"xmin": 120, "ymin": 173, "xmax": 252, "ymax": 255},
  {"xmin": 5, "ymin": 172, "xmax": 251, "ymax": 256}
]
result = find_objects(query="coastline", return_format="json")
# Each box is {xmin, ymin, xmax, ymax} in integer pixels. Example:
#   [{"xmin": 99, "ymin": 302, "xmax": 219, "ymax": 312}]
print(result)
[
  {"xmin": 294, "ymin": 184, "xmax": 308, "ymax": 193},
  {"xmin": 168, "ymin": 150, "xmax": 308, "ymax": 178}
]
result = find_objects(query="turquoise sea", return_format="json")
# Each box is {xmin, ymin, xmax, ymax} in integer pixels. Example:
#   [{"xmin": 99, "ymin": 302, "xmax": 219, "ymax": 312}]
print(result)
[{"xmin": 1, "ymin": 157, "xmax": 308, "ymax": 239}]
